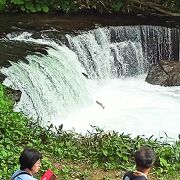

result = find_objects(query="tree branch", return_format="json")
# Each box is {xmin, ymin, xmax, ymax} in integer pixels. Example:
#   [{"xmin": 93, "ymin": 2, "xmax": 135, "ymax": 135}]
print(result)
[
  {"xmin": 99, "ymin": 1, "xmax": 112, "ymax": 13},
  {"xmin": 132, "ymin": 0, "xmax": 180, "ymax": 16}
]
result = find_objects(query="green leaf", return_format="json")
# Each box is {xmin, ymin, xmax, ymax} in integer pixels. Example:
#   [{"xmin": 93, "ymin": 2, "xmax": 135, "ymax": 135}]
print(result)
[
  {"xmin": 36, "ymin": 4, "xmax": 41, "ymax": 12},
  {"xmin": 159, "ymin": 157, "xmax": 168, "ymax": 167},
  {"xmin": 20, "ymin": 6, "xmax": 25, "ymax": 11},
  {"xmin": 11, "ymin": 0, "xmax": 24, "ymax": 5},
  {"xmin": 103, "ymin": 149, "xmax": 108, "ymax": 156},
  {"xmin": 92, "ymin": 162, "xmax": 98, "ymax": 169},
  {"xmin": 112, "ymin": 1, "xmax": 123, "ymax": 12},
  {"xmin": 1, "ymin": 150, "xmax": 7, "ymax": 158},
  {"xmin": 0, "ymin": 0, "xmax": 6, "ymax": 5},
  {"xmin": 42, "ymin": 5, "xmax": 49, "ymax": 13}
]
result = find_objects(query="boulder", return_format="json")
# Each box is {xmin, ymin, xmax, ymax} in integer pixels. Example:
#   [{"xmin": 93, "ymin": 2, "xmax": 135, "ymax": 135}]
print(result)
[
  {"xmin": 5, "ymin": 87, "xmax": 22, "ymax": 103},
  {"xmin": 0, "ymin": 74, "xmax": 21, "ymax": 103},
  {"xmin": 145, "ymin": 60, "xmax": 180, "ymax": 86},
  {"xmin": 0, "ymin": 73, "xmax": 6, "ymax": 82}
]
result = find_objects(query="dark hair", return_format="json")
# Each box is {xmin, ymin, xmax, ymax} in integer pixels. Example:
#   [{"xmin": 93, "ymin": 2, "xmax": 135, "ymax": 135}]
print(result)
[
  {"xmin": 19, "ymin": 148, "xmax": 42, "ymax": 170},
  {"xmin": 135, "ymin": 147, "xmax": 155, "ymax": 168}
]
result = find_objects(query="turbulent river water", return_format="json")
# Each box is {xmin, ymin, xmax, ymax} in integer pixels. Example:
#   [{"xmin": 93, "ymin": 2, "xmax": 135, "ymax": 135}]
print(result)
[{"xmin": 0, "ymin": 14, "xmax": 179, "ymax": 140}]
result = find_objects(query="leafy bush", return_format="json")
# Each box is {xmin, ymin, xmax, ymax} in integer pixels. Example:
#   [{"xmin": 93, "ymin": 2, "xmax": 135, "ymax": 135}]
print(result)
[{"xmin": 0, "ymin": 0, "xmax": 77, "ymax": 13}]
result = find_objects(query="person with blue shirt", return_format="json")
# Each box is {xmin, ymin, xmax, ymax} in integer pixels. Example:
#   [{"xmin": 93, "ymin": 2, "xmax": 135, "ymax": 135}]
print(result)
[{"xmin": 11, "ymin": 148, "xmax": 42, "ymax": 180}]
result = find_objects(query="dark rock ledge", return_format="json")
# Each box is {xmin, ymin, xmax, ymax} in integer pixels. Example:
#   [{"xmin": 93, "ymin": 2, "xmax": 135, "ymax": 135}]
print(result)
[{"xmin": 146, "ymin": 60, "xmax": 180, "ymax": 86}]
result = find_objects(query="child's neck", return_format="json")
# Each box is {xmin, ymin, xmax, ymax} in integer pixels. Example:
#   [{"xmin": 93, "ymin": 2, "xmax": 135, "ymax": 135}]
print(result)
[
  {"xmin": 24, "ymin": 168, "xmax": 32, "ymax": 176},
  {"xmin": 134, "ymin": 167, "xmax": 150, "ymax": 178}
]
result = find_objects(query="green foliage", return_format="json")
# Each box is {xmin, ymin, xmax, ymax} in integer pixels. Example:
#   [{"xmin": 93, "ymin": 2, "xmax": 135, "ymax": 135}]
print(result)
[
  {"xmin": 0, "ymin": 0, "xmax": 179, "ymax": 14},
  {"xmin": 51, "ymin": 0, "xmax": 77, "ymax": 13},
  {"xmin": 0, "ymin": 83, "xmax": 179, "ymax": 179},
  {"xmin": 0, "ymin": 0, "xmax": 78, "ymax": 13},
  {"xmin": 155, "ymin": 140, "xmax": 180, "ymax": 176},
  {"xmin": 0, "ymin": 0, "xmax": 5, "ymax": 9},
  {"xmin": 112, "ymin": 0, "xmax": 124, "ymax": 12},
  {"xmin": 0, "ymin": 0, "xmax": 6, "ymax": 10},
  {"xmin": 11, "ymin": 0, "xmax": 24, "ymax": 5},
  {"xmin": 173, "ymin": 0, "xmax": 180, "ymax": 12}
]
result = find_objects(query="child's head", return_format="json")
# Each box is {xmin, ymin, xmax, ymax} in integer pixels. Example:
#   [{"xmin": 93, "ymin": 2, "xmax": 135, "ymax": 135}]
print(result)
[
  {"xmin": 19, "ymin": 148, "xmax": 42, "ymax": 174},
  {"xmin": 135, "ymin": 147, "xmax": 155, "ymax": 169}
]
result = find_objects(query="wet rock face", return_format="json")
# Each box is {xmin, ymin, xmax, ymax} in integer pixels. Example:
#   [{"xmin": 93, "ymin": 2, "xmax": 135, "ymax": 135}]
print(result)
[
  {"xmin": 145, "ymin": 60, "xmax": 180, "ymax": 86},
  {"xmin": 0, "ymin": 74, "xmax": 21, "ymax": 103},
  {"xmin": 5, "ymin": 87, "xmax": 22, "ymax": 103},
  {"xmin": 0, "ymin": 73, "xmax": 7, "ymax": 82}
]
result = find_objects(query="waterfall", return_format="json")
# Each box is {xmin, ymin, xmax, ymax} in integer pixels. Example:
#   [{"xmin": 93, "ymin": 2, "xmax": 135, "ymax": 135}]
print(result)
[
  {"xmin": 66, "ymin": 27, "xmax": 145, "ymax": 78},
  {"xmin": 66, "ymin": 25, "xmax": 179, "ymax": 78},
  {"xmin": 0, "ymin": 25, "xmax": 179, "ymax": 131},
  {"xmin": 1, "ymin": 36, "xmax": 90, "ymax": 124}
]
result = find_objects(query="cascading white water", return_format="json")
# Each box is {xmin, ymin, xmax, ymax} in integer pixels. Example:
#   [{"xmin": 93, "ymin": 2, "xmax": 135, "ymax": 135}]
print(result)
[
  {"xmin": 64, "ymin": 75, "xmax": 180, "ymax": 140},
  {"xmin": 66, "ymin": 26, "xmax": 146, "ymax": 78},
  {"xmin": 0, "ymin": 25, "xmax": 180, "ymax": 139},
  {"xmin": 1, "ymin": 35, "xmax": 90, "ymax": 125}
]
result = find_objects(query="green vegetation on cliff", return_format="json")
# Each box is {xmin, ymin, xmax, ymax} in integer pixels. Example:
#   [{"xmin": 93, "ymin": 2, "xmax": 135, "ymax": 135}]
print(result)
[
  {"xmin": 0, "ymin": 0, "xmax": 180, "ymax": 16},
  {"xmin": 0, "ymin": 83, "xmax": 180, "ymax": 179}
]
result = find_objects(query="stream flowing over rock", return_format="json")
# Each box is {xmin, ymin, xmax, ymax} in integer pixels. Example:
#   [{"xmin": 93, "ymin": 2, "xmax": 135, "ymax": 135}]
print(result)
[{"xmin": 145, "ymin": 60, "xmax": 180, "ymax": 86}]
